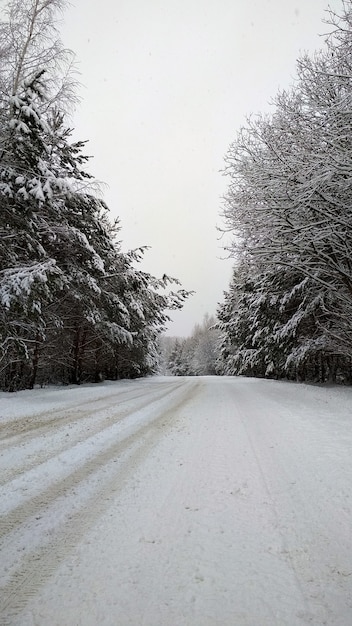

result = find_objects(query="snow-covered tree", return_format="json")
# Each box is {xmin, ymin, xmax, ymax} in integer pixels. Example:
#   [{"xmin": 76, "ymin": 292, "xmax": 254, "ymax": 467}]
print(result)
[
  {"xmin": 168, "ymin": 339, "xmax": 188, "ymax": 376},
  {"xmin": 0, "ymin": 0, "xmax": 76, "ymax": 110},
  {"xmin": 0, "ymin": 1, "xmax": 190, "ymax": 390},
  {"xmin": 166, "ymin": 315, "xmax": 221, "ymax": 376},
  {"xmin": 216, "ymin": 260, "xmax": 340, "ymax": 381},
  {"xmin": 218, "ymin": 1, "xmax": 352, "ymax": 383}
]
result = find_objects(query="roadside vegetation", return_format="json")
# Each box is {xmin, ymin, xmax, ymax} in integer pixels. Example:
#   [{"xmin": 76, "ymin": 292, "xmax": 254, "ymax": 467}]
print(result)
[
  {"xmin": 0, "ymin": 0, "xmax": 189, "ymax": 391},
  {"xmin": 217, "ymin": 1, "xmax": 352, "ymax": 383}
]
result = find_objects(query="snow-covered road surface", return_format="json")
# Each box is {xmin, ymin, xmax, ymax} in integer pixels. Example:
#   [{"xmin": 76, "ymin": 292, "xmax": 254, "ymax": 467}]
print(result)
[{"xmin": 1, "ymin": 376, "xmax": 352, "ymax": 625}]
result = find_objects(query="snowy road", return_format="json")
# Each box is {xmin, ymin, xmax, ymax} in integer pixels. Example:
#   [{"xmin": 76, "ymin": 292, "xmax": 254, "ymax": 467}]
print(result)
[{"xmin": 1, "ymin": 376, "xmax": 352, "ymax": 625}]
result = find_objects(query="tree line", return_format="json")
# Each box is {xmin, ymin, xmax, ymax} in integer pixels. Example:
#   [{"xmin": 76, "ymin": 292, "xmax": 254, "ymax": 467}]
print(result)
[
  {"xmin": 216, "ymin": 1, "xmax": 352, "ymax": 383},
  {"xmin": 0, "ymin": 0, "xmax": 189, "ymax": 391},
  {"xmin": 160, "ymin": 315, "xmax": 221, "ymax": 376}
]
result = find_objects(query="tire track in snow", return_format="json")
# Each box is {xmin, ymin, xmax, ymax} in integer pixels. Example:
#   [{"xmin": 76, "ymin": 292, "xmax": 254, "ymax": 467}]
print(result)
[
  {"xmin": 0, "ymin": 380, "xmax": 189, "ymax": 531},
  {"xmin": 0, "ymin": 381, "xmax": 184, "ymax": 486},
  {"xmin": 0, "ymin": 381, "xmax": 200, "ymax": 625},
  {"xmin": 0, "ymin": 380, "xmax": 176, "ymax": 443},
  {"xmin": 0, "ymin": 388, "xmax": 144, "ymax": 441},
  {"xmin": 234, "ymin": 391, "xmax": 315, "ymax": 622},
  {"xmin": 232, "ymin": 383, "xmax": 352, "ymax": 625}
]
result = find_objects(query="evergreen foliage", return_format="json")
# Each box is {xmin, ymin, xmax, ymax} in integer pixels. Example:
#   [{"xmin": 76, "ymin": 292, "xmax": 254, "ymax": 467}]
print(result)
[{"xmin": 0, "ymin": 0, "xmax": 189, "ymax": 390}]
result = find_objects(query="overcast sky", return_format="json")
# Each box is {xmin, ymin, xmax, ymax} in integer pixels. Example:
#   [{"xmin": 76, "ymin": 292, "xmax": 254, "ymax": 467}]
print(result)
[{"xmin": 61, "ymin": 0, "xmax": 341, "ymax": 336}]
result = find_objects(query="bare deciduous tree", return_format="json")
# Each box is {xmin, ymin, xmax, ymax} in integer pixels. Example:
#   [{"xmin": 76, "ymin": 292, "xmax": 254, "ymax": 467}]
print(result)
[
  {"xmin": 219, "ymin": 1, "xmax": 352, "ymax": 382},
  {"xmin": 0, "ymin": 0, "xmax": 77, "ymax": 110}
]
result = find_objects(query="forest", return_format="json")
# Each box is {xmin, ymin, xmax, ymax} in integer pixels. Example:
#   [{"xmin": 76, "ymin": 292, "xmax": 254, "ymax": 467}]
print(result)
[
  {"xmin": 215, "ymin": 1, "xmax": 352, "ymax": 384},
  {"xmin": 0, "ymin": 0, "xmax": 189, "ymax": 391},
  {"xmin": 3, "ymin": 0, "xmax": 352, "ymax": 390}
]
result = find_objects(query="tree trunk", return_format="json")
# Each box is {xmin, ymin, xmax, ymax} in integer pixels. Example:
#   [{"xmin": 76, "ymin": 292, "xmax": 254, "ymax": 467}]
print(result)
[{"xmin": 29, "ymin": 333, "xmax": 41, "ymax": 389}]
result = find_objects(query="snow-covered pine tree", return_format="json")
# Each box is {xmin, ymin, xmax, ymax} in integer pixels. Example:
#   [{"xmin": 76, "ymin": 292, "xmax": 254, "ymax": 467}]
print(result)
[
  {"xmin": 0, "ymin": 0, "xmax": 191, "ymax": 390},
  {"xmin": 0, "ymin": 74, "xmax": 66, "ymax": 389},
  {"xmin": 168, "ymin": 339, "xmax": 188, "ymax": 376},
  {"xmin": 0, "ymin": 74, "xmax": 190, "ymax": 389},
  {"xmin": 0, "ymin": 0, "xmax": 83, "ymax": 388},
  {"xmin": 216, "ymin": 259, "xmax": 339, "ymax": 382}
]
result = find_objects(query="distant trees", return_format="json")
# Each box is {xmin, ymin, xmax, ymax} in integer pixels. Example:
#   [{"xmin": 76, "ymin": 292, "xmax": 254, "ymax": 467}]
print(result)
[
  {"xmin": 217, "ymin": 1, "xmax": 352, "ymax": 383},
  {"xmin": 164, "ymin": 315, "xmax": 221, "ymax": 376},
  {"xmin": 0, "ymin": 0, "xmax": 189, "ymax": 390}
]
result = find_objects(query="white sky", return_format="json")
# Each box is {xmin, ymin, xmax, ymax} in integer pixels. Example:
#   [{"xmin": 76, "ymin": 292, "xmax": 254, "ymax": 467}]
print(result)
[{"xmin": 60, "ymin": 0, "xmax": 341, "ymax": 336}]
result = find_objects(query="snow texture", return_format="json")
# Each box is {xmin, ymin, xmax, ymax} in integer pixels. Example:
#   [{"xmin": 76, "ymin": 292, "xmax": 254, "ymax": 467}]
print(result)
[{"xmin": 0, "ymin": 376, "xmax": 352, "ymax": 625}]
